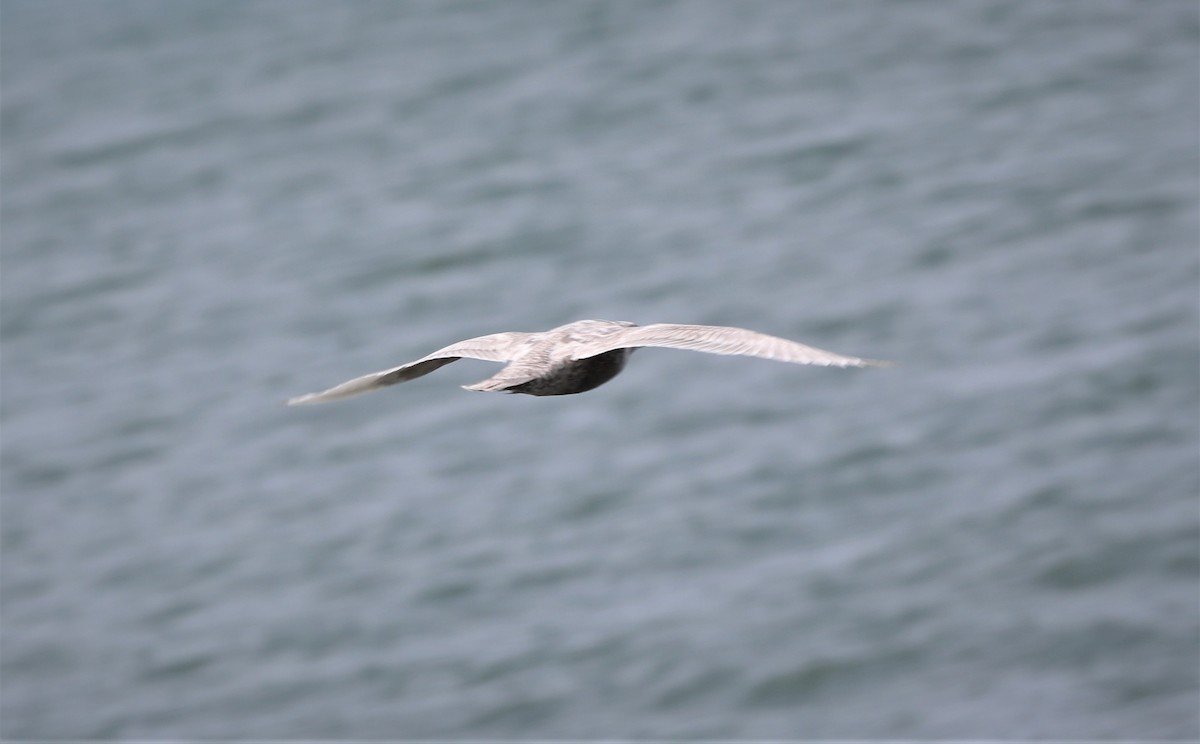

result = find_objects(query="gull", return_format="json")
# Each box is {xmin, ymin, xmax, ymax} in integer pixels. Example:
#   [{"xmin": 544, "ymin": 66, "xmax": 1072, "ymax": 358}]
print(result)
[{"xmin": 287, "ymin": 319, "xmax": 889, "ymax": 403}]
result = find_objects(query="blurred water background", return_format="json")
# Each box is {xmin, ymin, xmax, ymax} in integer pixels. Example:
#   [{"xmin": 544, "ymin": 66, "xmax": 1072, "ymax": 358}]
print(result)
[{"xmin": 2, "ymin": 0, "xmax": 1198, "ymax": 739}]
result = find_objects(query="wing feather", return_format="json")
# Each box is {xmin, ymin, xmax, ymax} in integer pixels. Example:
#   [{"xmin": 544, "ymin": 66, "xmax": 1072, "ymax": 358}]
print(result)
[
  {"xmin": 287, "ymin": 331, "xmax": 533, "ymax": 405},
  {"xmin": 574, "ymin": 324, "xmax": 888, "ymax": 368}
]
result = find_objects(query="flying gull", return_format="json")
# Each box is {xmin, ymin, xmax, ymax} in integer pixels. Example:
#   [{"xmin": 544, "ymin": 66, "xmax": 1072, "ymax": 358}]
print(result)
[{"xmin": 287, "ymin": 319, "xmax": 889, "ymax": 403}]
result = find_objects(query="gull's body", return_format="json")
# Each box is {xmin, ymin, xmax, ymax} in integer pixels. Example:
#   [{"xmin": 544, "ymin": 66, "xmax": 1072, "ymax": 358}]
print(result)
[{"xmin": 287, "ymin": 319, "xmax": 887, "ymax": 404}]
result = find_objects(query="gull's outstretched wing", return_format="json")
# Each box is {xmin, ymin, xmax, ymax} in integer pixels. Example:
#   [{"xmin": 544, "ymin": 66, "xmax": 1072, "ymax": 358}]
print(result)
[
  {"xmin": 574, "ymin": 324, "xmax": 889, "ymax": 368},
  {"xmin": 287, "ymin": 331, "xmax": 534, "ymax": 405}
]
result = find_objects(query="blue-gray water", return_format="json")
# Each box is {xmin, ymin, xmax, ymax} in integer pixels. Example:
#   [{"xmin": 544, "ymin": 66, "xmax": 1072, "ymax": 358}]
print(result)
[{"xmin": 2, "ymin": 0, "xmax": 1198, "ymax": 739}]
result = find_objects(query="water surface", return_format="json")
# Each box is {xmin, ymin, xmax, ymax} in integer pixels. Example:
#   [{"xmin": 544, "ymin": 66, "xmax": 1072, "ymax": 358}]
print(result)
[{"xmin": 2, "ymin": 0, "xmax": 1198, "ymax": 738}]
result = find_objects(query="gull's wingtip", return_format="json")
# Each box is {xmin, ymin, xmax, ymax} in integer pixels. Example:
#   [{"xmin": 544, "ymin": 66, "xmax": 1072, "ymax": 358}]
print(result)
[
  {"xmin": 286, "ymin": 393, "xmax": 320, "ymax": 406},
  {"xmin": 819, "ymin": 357, "xmax": 893, "ymax": 369},
  {"xmin": 816, "ymin": 356, "xmax": 893, "ymax": 368}
]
